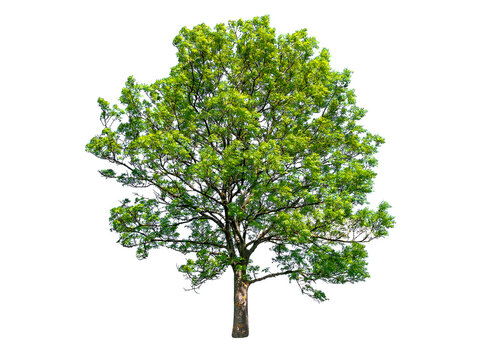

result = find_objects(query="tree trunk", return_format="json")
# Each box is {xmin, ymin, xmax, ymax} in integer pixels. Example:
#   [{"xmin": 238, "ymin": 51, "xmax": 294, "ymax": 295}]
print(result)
[{"xmin": 232, "ymin": 269, "xmax": 249, "ymax": 338}]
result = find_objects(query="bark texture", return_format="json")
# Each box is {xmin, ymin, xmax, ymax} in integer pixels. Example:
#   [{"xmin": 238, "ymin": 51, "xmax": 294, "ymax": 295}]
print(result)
[{"xmin": 232, "ymin": 270, "xmax": 249, "ymax": 338}]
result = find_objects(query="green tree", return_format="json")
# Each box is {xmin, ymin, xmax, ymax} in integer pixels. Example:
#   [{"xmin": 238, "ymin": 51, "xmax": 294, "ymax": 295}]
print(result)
[{"xmin": 86, "ymin": 15, "xmax": 394, "ymax": 338}]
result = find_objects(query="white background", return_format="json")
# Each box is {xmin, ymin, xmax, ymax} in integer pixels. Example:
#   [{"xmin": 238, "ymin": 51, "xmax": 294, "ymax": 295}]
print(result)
[{"xmin": 1, "ymin": 0, "xmax": 502, "ymax": 359}]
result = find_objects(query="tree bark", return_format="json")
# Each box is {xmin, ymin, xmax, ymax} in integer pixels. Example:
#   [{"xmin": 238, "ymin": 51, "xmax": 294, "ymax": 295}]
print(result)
[{"xmin": 232, "ymin": 269, "xmax": 249, "ymax": 338}]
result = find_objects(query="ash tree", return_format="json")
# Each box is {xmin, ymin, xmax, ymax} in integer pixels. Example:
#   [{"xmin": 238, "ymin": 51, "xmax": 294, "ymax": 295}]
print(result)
[{"xmin": 86, "ymin": 15, "xmax": 394, "ymax": 338}]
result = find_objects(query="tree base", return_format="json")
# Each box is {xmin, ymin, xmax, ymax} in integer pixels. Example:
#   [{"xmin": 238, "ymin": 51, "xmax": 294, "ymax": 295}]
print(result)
[{"xmin": 232, "ymin": 328, "xmax": 249, "ymax": 338}]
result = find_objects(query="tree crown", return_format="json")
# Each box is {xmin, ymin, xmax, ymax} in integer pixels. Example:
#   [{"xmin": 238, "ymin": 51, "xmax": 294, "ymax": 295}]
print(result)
[{"xmin": 86, "ymin": 15, "xmax": 394, "ymax": 301}]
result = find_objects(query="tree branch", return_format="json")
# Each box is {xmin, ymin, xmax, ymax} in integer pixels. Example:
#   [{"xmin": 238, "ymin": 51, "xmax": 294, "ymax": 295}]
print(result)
[{"xmin": 249, "ymin": 269, "xmax": 297, "ymax": 284}]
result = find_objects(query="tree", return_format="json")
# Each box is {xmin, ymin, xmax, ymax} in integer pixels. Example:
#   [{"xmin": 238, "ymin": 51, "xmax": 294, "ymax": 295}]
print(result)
[{"xmin": 86, "ymin": 15, "xmax": 394, "ymax": 338}]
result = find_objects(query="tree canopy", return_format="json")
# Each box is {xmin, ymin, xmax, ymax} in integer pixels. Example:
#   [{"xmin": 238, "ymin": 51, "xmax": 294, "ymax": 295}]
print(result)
[{"xmin": 86, "ymin": 15, "xmax": 394, "ymax": 335}]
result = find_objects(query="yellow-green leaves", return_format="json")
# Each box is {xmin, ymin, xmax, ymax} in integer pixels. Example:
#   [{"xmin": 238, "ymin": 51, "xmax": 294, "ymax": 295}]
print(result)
[
  {"xmin": 85, "ymin": 128, "xmax": 122, "ymax": 159},
  {"xmin": 86, "ymin": 15, "xmax": 394, "ymax": 298}
]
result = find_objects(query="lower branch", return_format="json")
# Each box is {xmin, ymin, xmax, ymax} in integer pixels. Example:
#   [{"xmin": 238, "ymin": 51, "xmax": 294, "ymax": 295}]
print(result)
[{"xmin": 248, "ymin": 269, "xmax": 297, "ymax": 284}]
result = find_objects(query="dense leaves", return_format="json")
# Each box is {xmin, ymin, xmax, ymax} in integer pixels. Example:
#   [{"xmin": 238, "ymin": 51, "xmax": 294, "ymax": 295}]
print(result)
[{"xmin": 86, "ymin": 15, "xmax": 394, "ymax": 300}]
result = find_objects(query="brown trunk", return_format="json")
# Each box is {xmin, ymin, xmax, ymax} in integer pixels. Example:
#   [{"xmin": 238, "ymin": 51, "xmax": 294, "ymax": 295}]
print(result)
[{"xmin": 232, "ymin": 270, "xmax": 249, "ymax": 338}]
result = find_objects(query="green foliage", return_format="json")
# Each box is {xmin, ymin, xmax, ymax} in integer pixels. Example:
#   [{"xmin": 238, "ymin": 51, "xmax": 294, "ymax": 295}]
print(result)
[{"xmin": 86, "ymin": 15, "xmax": 394, "ymax": 300}]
